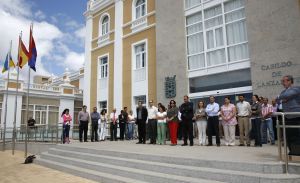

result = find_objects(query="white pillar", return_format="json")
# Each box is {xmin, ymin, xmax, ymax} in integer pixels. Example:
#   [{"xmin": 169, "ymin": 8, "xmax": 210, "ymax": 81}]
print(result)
[
  {"xmin": 2, "ymin": 94, "xmax": 23, "ymax": 128},
  {"xmin": 83, "ymin": 11, "xmax": 93, "ymax": 111},
  {"xmin": 114, "ymin": 0, "xmax": 124, "ymax": 111}
]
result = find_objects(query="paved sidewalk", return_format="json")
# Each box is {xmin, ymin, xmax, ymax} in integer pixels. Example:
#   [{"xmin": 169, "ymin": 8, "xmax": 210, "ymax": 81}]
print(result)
[{"xmin": 0, "ymin": 150, "xmax": 97, "ymax": 183}]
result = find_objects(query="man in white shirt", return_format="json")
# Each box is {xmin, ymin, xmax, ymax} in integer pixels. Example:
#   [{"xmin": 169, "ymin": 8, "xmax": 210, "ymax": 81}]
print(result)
[
  {"xmin": 236, "ymin": 95, "xmax": 252, "ymax": 146},
  {"xmin": 110, "ymin": 108, "xmax": 118, "ymax": 141},
  {"xmin": 147, "ymin": 100, "xmax": 158, "ymax": 144},
  {"xmin": 206, "ymin": 96, "xmax": 220, "ymax": 146}
]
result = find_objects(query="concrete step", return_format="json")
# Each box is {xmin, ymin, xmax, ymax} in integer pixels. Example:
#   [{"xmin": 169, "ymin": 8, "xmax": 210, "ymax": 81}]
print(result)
[
  {"xmin": 36, "ymin": 158, "xmax": 148, "ymax": 183},
  {"xmin": 37, "ymin": 154, "xmax": 223, "ymax": 183},
  {"xmin": 39, "ymin": 151, "xmax": 300, "ymax": 183},
  {"xmin": 54, "ymin": 144, "xmax": 300, "ymax": 174}
]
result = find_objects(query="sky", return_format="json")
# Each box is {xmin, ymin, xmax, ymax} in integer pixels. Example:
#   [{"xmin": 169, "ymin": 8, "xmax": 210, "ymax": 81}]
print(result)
[{"xmin": 0, "ymin": 0, "xmax": 87, "ymax": 80}]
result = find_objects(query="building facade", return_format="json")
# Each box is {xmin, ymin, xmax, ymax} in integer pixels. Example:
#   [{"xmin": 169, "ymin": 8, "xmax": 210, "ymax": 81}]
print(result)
[
  {"xmin": 84, "ymin": 0, "xmax": 187, "ymax": 113},
  {"xmin": 185, "ymin": 0, "xmax": 300, "ymax": 104},
  {"xmin": 84, "ymin": 0, "xmax": 300, "ymax": 112}
]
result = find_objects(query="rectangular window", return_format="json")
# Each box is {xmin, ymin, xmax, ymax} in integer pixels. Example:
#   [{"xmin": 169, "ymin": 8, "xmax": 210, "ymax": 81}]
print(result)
[
  {"xmin": 134, "ymin": 95, "xmax": 146, "ymax": 106},
  {"xmin": 134, "ymin": 43, "xmax": 146, "ymax": 69},
  {"xmin": 136, "ymin": 2, "xmax": 146, "ymax": 19},
  {"xmin": 185, "ymin": 0, "xmax": 249, "ymax": 70},
  {"xmin": 185, "ymin": 0, "xmax": 201, "ymax": 9},
  {"xmin": 189, "ymin": 68, "xmax": 252, "ymax": 93},
  {"xmin": 99, "ymin": 101, "xmax": 107, "ymax": 111},
  {"xmin": 99, "ymin": 56, "xmax": 108, "ymax": 79},
  {"xmin": 186, "ymin": 12, "xmax": 205, "ymax": 70}
]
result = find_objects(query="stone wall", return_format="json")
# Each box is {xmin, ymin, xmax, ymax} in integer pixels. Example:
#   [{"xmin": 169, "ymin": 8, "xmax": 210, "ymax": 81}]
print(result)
[{"xmin": 246, "ymin": 0, "xmax": 300, "ymax": 99}]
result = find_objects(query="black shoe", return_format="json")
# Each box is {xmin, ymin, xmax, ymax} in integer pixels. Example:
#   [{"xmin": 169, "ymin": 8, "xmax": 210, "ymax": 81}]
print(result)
[
  {"xmin": 247, "ymin": 144, "xmax": 251, "ymax": 147},
  {"xmin": 181, "ymin": 144, "xmax": 188, "ymax": 146},
  {"xmin": 190, "ymin": 144, "xmax": 194, "ymax": 146},
  {"xmin": 79, "ymin": 140, "xmax": 83, "ymax": 142},
  {"xmin": 136, "ymin": 142, "xmax": 142, "ymax": 144},
  {"xmin": 95, "ymin": 140, "xmax": 99, "ymax": 142},
  {"xmin": 91, "ymin": 140, "xmax": 94, "ymax": 142},
  {"xmin": 148, "ymin": 142, "xmax": 153, "ymax": 144},
  {"xmin": 143, "ymin": 142, "xmax": 146, "ymax": 144},
  {"xmin": 239, "ymin": 144, "xmax": 245, "ymax": 146},
  {"xmin": 206, "ymin": 144, "xmax": 213, "ymax": 146},
  {"xmin": 217, "ymin": 144, "xmax": 220, "ymax": 147}
]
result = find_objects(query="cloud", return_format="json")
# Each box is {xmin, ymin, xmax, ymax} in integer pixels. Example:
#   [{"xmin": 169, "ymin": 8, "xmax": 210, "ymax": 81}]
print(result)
[
  {"xmin": 34, "ymin": 10, "xmax": 46, "ymax": 20},
  {"xmin": 61, "ymin": 52, "xmax": 85, "ymax": 71},
  {"xmin": 75, "ymin": 26, "xmax": 86, "ymax": 40},
  {"xmin": 0, "ymin": 0, "xmax": 85, "ymax": 81},
  {"xmin": 0, "ymin": 0, "xmax": 32, "ymax": 17},
  {"xmin": 65, "ymin": 20, "xmax": 81, "ymax": 29}
]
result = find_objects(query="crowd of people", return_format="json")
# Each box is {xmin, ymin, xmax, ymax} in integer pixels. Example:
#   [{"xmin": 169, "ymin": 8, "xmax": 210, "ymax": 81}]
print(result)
[{"xmin": 60, "ymin": 75, "xmax": 300, "ymax": 154}]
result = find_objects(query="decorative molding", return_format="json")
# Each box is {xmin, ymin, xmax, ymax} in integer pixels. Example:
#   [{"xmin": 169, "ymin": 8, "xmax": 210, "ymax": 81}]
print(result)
[
  {"xmin": 91, "ymin": 41, "xmax": 115, "ymax": 52},
  {"xmin": 123, "ymin": 11, "xmax": 156, "ymax": 28},
  {"xmin": 123, "ymin": 23, "xmax": 156, "ymax": 39},
  {"xmin": 92, "ymin": 30, "xmax": 115, "ymax": 42}
]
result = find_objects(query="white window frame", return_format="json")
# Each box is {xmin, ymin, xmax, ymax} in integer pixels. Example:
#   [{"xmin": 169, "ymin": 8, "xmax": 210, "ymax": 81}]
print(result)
[
  {"xmin": 132, "ymin": 0, "xmax": 147, "ymax": 20},
  {"xmin": 98, "ymin": 54, "xmax": 109, "ymax": 79},
  {"xmin": 185, "ymin": 0, "xmax": 249, "ymax": 72},
  {"xmin": 99, "ymin": 13, "xmax": 110, "ymax": 36},
  {"xmin": 133, "ymin": 42, "xmax": 147, "ymax": 70}
]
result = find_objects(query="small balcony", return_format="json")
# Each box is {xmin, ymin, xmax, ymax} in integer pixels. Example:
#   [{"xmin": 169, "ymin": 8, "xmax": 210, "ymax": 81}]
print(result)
[
  {"xmin": 97, "ymin": 33, "xmax": 110, "ymax": 47},
  {"xmin": 131, "ymin": 16, "xmax": 147, "ymax": 32}
]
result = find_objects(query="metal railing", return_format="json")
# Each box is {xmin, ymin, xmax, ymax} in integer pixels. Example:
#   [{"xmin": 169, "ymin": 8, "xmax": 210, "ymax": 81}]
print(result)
[
  {"xmin": 0, "ymin": 123, "xmax": 124, "ymax": 144},
  {"xmin": 0, "ymin": 124, "xmax": 80, "ymax": 145},
  {"xmin": 274, "ymin": 112, "xmax": 300, "ymax": 174}
]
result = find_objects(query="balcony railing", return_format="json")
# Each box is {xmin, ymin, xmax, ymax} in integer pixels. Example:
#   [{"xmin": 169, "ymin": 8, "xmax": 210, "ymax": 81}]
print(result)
[
  {"xmin": 97, "ymin": 34, "xmax": 110, "ymax": 46},
  {"xmin": 26, "ymin": 83, "xmax": 61, "ymax": 92},
  {"xmin": 131, "ymin": 16, "xmax": 147, "ymax": 32}
]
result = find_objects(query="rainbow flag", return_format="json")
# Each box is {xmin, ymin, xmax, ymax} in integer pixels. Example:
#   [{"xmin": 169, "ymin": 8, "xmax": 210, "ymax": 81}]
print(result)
[
  {"xmin": 18, "ymin": 37, "xmax": 29, "ymax": 69},
  {"xmin": 2, "ymin": 53, "xmax": 15, "ymax": 73}
]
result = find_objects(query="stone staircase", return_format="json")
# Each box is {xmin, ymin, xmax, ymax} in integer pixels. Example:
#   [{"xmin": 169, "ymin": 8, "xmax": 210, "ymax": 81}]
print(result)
[{"xmin": 36, "ymin": 144, "xmax": 300, "ymax": 183}]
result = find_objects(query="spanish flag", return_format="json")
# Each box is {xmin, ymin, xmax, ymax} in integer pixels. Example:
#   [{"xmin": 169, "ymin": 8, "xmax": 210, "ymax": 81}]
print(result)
[
  {"xmin": 18, "ymin": 36, "xmax": 29, "ymax": 69},
  {"xmin": 2, "ymin": 53, "xmax": 15, "ymax": 73}
]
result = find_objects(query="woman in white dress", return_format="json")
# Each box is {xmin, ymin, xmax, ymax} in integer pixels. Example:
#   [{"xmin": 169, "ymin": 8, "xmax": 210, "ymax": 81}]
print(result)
[{"xmin": 99, "ymin": 109, "xmax": 108, "ymax": 141}]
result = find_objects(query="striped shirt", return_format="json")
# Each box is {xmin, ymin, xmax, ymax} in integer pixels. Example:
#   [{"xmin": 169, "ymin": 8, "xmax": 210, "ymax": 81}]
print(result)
[{"xmin": 261, "ymin": 104, "xmax": 273, "ymax": 119}]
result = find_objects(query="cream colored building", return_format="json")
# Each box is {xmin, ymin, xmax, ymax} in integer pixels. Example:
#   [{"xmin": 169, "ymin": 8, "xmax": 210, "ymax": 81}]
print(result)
[
  {"xmin": 0, "ymin": 68, "xmax": 84, "ymax": 129},
  {"xmin": 84, "ymin": 0, "xmax": 187, "ymax": 114}
]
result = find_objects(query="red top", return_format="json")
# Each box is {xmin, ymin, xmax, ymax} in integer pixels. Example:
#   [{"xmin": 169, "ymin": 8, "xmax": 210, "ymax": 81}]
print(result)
[{"xmin": 63, "ymin": 114, "xmax": 72, "ymax": 125}]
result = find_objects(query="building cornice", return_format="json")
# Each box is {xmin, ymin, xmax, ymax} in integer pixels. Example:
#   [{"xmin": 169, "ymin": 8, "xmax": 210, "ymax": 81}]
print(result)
[{"xmin": 84, "ymin": 0, "xmax": 115, "ymax": 18}]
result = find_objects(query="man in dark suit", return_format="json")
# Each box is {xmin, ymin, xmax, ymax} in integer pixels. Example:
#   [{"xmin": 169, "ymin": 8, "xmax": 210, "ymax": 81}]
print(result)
[
  {"xmin": 277, "ymin": 75, "xmax": 300, "ymax": 155},
  {"xmin": 119, "ymin": 108, "xmax": 128, "ymax": 141},
  {"xmin": 136, "ymin": 101, "xmax": 148, "ymax": 144},
  {"xmin": 180, "ymin": 95, "xmax": 194, "ymax": 146}
]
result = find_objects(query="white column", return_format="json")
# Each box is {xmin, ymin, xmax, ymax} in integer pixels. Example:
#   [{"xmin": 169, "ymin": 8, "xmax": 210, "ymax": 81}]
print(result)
[
  {"xmin": 83, "ymin": 12, "xmax": 93, "ymax": 111},
  {"xmin": 2, "ymin": 94, "xmax": 22, "ymax": 128},
  {"xmin": 113, "ymin": 0, "xmax": 124, "ymax": 111}
]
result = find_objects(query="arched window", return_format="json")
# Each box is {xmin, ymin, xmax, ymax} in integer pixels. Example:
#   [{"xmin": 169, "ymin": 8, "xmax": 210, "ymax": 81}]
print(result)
[
  {"xmin": 135, "ymin": 0, "xmax": 146, "ymax": 19},
  {"xmin": 101, "ymin": 15, "xmax": 109, "ymax": 36}
]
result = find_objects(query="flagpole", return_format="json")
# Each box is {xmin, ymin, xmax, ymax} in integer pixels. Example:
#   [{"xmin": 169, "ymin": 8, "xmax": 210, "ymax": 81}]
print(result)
[
  {"xmin": 12, "ymin": 33, "xmax": 22, "ymax": 155},
  {"xmin": 25, "ymin": 23, "xmax": 33, "ymax": 158},
  {"xmin": 2, "ymin": 40, "xmax": 12, "ymax": 152}
]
